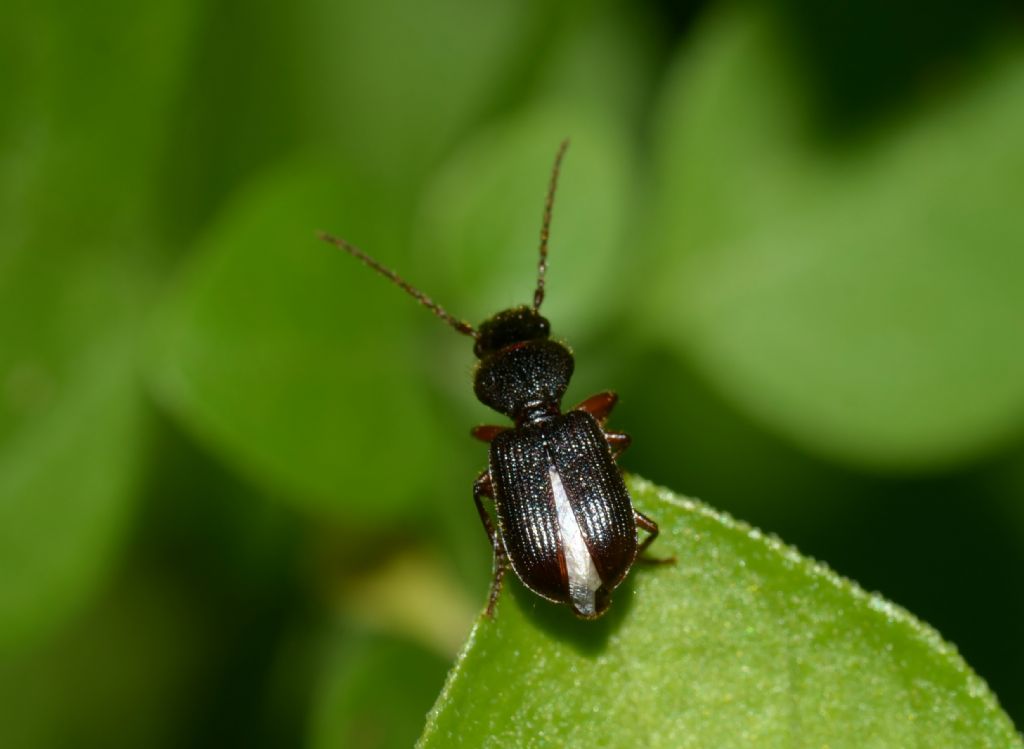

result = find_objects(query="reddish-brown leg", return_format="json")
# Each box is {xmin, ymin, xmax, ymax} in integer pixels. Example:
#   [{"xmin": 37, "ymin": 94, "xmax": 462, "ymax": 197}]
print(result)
[
  {"xmin": 573, "ymin": 390, "xmax": 618, "ymax": 424},
  {"xmin": 635, "ymin": 509, "xmax": 675, "ymax": 564},
  {"xmin": 471, "ymin": 425, "xmax": 507, "ymax": 443},
  {"xmin": 473, "ymin": 471, "xmax": 509, "ymax": 616},
  {"xmin": 606, "ymin": 431, "xmax": 632, "ymax": 460}
]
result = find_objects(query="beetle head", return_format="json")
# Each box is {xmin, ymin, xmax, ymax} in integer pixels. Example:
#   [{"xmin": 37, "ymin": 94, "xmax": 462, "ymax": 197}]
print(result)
[{"xmin": 473, "ymin": 306, "xmax": 550, "ymax": 359}]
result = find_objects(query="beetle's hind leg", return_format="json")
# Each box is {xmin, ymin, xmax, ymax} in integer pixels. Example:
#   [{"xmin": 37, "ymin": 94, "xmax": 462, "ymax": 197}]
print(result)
[
  {"xmin": 474, "ymin": 470, "xmax": 509, "ymax": 617},
  {"xmin": 634, "ymin": 509, "xmax": 676, "ymax": 565}
]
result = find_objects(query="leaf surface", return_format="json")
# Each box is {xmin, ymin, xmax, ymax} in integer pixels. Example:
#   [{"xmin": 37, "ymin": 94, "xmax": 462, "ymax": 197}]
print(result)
[
  {"xmin": 420, "ymin": 476, "xmax": 1021, "ymax": 748},
  {"xmin": 0, "ymin": 0, "xmax": 194, "ymax": 648}
]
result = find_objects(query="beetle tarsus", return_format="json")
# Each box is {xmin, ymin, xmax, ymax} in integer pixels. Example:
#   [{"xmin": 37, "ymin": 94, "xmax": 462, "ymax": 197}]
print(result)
[
  {"xmin": 485, "ymin": 552, "xmax": 509, "ymax": 618},
  {"xmin": 635, "ymin": 509, "xmax": 675, "ymax": 564}
]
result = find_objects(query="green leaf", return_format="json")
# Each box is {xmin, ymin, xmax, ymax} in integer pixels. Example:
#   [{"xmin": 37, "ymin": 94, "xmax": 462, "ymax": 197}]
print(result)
[
  {"xmin": 149, "ymin": 158, "xmax": 448, "ymax": 521},
  {"xmin": 0, "ymin": 0, "xmax": 194, "ymax": 649},
  {"xmin": 294, "ymin": 0, "xmax": 538, "ymax": 193},
  {"xmin": 527, "ymin": 0, "xmax": 666, "ymax": 135},
  {"xmin": 0, "ymin": 573, "xmax": 213, "ymax": 749},
  {"xmin": 419, "ymin": 476, "xmax": 1021, "ymax": 748},
  {"xmin": 310, "ymin": 630, "xmax": 450, "ymax": 749},
  {"xmin": 0, "ymin": 330, "xmax": 144, "ymax": 651},
  {"xmin": 649, "ymin": 5, "xmax": 1024, "ymax": 470}
]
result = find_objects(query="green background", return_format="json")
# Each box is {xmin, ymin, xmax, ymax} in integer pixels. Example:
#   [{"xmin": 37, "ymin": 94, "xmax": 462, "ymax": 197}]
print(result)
[{"xmin": 2, "ymin": 0, "xmax": 1023, "ymax": 745}]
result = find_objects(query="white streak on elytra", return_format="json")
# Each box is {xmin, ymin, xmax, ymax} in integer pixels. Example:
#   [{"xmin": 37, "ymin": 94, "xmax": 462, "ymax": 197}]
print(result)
[{"xmin": 549, "ymin": 466, "xmax": 603, "ymax": 616}]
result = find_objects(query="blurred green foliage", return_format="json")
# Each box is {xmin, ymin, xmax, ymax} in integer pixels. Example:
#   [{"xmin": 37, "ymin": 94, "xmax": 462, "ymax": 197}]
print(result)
[
  {"xmin": 2, "ymin": 0, "xmax": 1023, "ymax": 745},
  {"xmin": 650, "ymin": 4, "xmax": 1024, "ymax": 468}
]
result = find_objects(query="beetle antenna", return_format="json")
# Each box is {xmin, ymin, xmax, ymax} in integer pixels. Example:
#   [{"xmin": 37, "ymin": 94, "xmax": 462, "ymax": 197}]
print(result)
[
  {"xmin": 533, "ymin": 138, "xmax": 570, "ymax": 312},
  {"xmin": 318, "ymin": 231, "xmax": 477, "ymax": 338}
]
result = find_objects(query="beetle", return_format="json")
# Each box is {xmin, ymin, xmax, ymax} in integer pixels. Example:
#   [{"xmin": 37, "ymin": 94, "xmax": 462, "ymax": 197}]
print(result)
[{"xmin": 319, "ymin": 140, "xmax": 666, "ymax": 619}]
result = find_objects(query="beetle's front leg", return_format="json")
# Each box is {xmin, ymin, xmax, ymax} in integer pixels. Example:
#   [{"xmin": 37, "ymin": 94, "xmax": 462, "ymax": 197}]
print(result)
[
  {"xmin": 474, "ymin": 470, "xmax": 509, "ymax": 617},
  {"xmin": 471, "ymin": 425, "xmax": 507, "ymax": 443}
]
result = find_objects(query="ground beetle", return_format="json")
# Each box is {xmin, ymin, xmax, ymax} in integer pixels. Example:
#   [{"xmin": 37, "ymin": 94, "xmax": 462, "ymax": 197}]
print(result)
[{"xmin": 319, "ymin": 141, "xmax": 665, "ymax": 619}]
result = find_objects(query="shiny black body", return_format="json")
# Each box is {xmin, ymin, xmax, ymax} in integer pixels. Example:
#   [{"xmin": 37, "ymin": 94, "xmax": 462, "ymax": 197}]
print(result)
[
  {"xmin": 490, "ymin": 410, "xmax": 636, "ymax": 612},
  {"xmin": 320, "ymin": 141, "xmax": 663, "ymax": 619}
]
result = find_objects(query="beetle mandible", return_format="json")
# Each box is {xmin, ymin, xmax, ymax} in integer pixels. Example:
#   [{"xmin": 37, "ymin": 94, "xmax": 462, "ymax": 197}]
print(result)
[{"xmin": 319, "ymin": 141, "xmax": 665, "ymax": 619}]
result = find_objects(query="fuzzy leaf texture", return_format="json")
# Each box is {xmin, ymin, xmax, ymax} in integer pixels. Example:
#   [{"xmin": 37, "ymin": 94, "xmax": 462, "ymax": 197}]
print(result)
[{"xmin": 419, "ymin": 476, "xmax": 1021, "ymax": 748}]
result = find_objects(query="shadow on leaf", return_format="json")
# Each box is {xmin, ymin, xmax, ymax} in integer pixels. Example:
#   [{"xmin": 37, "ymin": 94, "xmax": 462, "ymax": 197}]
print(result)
[{"xmin": 503, "ymin": 571, "xmax": 641, "ymax": 656}]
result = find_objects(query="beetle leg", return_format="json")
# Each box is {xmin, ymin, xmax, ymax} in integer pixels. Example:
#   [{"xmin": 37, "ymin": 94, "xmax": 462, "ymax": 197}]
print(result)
[
  {"xmin": 473, "ymin": 471, "xmax": 497, "ymax": 544},
  {"xmin": 573, "ymin": 390, "xmax": 618, "ymax": 424},
  {"xmin": 474, "ymin": 470, "xmax": 509, "ymax": 617},
  {"xmin": 605, "ymin": 431, "xmax": 631, "ymax": 460},
  {"xmin": 486, "ymin": 552, "xmax": 510, "ymax": 618},
  {"xmin": 635, "ymin": 510, "xmax": 676, "ymax": 564},
  {"xmin": 471, "ymin": 425, "xmax": 507, "ymax": 443}
]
